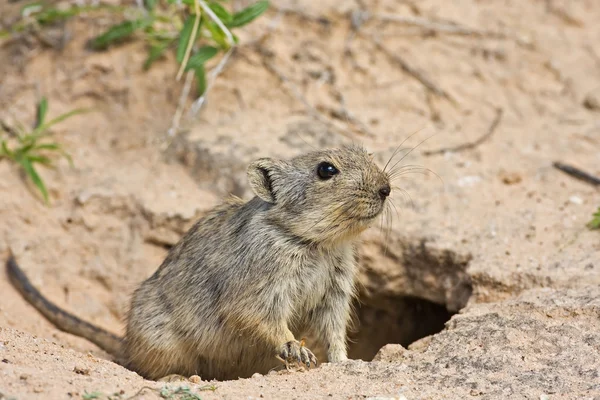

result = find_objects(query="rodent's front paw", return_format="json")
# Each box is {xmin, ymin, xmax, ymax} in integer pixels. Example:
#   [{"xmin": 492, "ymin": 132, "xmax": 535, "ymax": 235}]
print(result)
[{"xmin": 278, "ymin": 339, "xmax": 318, "ymax": 370}]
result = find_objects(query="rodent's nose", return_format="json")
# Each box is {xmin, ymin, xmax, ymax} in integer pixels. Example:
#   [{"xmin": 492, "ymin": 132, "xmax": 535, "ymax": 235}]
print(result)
[{"xmin": 378, "ymin": 184, "xmax": 391, "ymax": 200}]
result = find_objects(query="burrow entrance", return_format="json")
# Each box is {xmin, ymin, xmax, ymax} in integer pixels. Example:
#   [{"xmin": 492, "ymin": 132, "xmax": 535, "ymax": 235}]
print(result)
[{"xmin": 347, "ymin": 236, "xmax": 473, "ymax": 361}]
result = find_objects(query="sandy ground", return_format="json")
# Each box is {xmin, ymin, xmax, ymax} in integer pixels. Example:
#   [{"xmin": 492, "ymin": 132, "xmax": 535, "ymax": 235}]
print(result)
[{"xmin": 0, "ymin": 0, "xmax": 599, "ymax": 399}]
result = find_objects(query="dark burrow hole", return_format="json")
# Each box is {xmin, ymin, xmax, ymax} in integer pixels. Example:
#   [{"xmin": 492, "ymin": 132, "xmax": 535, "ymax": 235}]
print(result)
[
  {"xmin": 347, "ymin": 295, "xmax": 453, "ymax": 360},
  {"xmin": 344, "ymin": 238, "xmax": 474, "ymax": 361}
]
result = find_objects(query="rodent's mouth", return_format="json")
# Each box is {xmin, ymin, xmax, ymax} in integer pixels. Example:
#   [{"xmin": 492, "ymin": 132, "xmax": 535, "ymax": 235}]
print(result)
[{"xmin": 359, "ymin": 209, "xmax": 384, "ymax": 221}]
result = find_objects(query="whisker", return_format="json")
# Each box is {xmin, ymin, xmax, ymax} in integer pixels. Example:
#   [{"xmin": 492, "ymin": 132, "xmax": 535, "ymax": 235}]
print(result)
[
  {"xmin": 387, "ymin": 132, "xmax": 438, "ymax": 174},
  {"xmin": 389, "ymin": 168, "xmax": 444, "ymax": 185},
  {"xmin": 390, "ymin": 163, "xmax": 429, "ymax": 171},
  {"xmin": 379, "ymin": 204, "xmax": 385, "ymax": 238},
  {"xmin": 381, "ymin": 204, "xmax": 391, "ymax": 256},
  {"xmin": 386, "ymin": 203, "xmax": 393, "ymax": 247},
  {"xmin": 388, "ymin": 166, "xmax": 433, "ymax": 178},
  {"xmin": 388, "ymin": 196, "xmax": 403, "ymax": 217},
  {"xmin": 383, "ymin": 128, "xmax": 426, "ymax": 172}
]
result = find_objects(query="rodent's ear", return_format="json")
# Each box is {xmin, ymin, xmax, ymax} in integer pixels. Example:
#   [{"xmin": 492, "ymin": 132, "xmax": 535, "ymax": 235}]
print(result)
[{"xmin": 247, "ymin": 158, "xmax": 285, "ymax": 204}]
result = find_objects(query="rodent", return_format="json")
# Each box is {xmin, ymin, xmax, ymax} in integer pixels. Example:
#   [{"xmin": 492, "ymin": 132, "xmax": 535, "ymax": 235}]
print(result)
[{"xmin": 6, "ymin": 145, "xmax": 391, "ymax": 381}]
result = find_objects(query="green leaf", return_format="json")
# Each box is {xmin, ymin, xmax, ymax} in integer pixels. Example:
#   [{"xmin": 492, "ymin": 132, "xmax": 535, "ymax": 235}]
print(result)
[
  {"xmin": 206, "ymin": 20, "xmax": 228, "ymax": 49},
  {"xmin": 144, "ymin": 42, "xmax": 171, "ymax": 70},
  {"xmin": 82, "ymin": 392, "xmax": 103, "ymax": 400},
  {"xmin": 34, "ymin": 6, "xmax": 84, "ymax": 25},
  {"xmin": 21, "ymin": 2, "xmax": 43, "ymax": 17},
  {"xmin": 27, "ymin": 155, "xmax": 52, "ymax": 165},
  {"xmin": 33, "ymin": 143, "xmax": 59, "ymax": 150},
  {"xmin": 208, "ymin": 2, "xmax": 233, "ymax": 24},
  {"xmin": 1, "ymin": 140, "xmax": 13, "ymax": 158},
  {"xmin": 36, "ymin": 143, "xmax": 74, "ymax": 167},
  {"xmin": 176, "ymin": 14, "xmax": 201, "ymax": 64},
  {"xmin": 194, "ymin": 64, "xmax": 206, "ymax": 95},
  {"xmin": 185, "ymin": 46, "xmax": 218, "ymax": 70},
  {"xmin": 144, "ymin": 0, "xmax": 157, "ymax": 11},
  {"xmin": 36, "ymin": 97, "xmax": 48, "ymax": 129},
  {"xmin": 19, "ymin": 157, "xmax": 49, "ymax": 204},
  {"xmin": 228, "ymin": 0, "xmax": 269, "ymax": 28},
  {"xmin": 588, "ymin": 207, "xmax": 600, "ymax": 230},
  {"xmin": 90, "ymin": 18, "xmax": 153, "ymax": 50},
  {"xmin": 16, "ymin": 142, "xmax": 35, "ymax": 156},
  {"xmin": 33, "ymin": 108, "xmax": 89, "ymax": 136}
]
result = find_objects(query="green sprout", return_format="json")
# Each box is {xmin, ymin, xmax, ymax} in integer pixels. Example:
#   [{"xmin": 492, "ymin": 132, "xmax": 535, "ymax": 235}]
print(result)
[
  {"xmin": 0, "ymin": 97, "xmax": 86, "ymax": 204},
  {"xmin": 588, "ymin": 207, "xmax": 600, "ymax": 230}
]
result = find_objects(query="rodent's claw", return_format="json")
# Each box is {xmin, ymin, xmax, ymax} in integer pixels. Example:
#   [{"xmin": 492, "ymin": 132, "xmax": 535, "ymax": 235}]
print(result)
[
  {"xmin": 278, "ymin": 340, "xmax": 318, "ymax": 370},
  {"xmin": 299, "ymin": 345, "xmax": 318, "ymax": 368}
]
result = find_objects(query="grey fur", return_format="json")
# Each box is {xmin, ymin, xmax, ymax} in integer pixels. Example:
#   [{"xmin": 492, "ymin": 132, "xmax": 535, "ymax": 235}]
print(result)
[{"xmin": 7, "ymin": 145, "xmax": 391, "ymax": 381}]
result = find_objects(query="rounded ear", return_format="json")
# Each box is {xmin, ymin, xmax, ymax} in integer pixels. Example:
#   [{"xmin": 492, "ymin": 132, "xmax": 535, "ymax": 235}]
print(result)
[{"xmin": 247, "ymin": 158, "xmax": 285, "ymax": 203}]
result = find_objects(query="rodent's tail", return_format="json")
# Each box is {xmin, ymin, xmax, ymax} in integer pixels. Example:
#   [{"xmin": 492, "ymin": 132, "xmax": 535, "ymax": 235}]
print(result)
[{"xmin": 6, "ymin": 253, "xmax": 123, "ymax": 356}]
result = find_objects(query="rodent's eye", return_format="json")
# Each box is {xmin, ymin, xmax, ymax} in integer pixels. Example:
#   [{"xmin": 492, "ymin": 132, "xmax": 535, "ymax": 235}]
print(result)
[{"xmin": 317, "ymin": 162, "xmax": 339, "ymax": 180}]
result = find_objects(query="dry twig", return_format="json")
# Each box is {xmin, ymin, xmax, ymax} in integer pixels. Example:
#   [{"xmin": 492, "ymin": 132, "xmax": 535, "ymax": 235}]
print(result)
[
  {"xmin": 165, "ymin": 69, "xmax": 195, "ymax": 144},
  {"xmin": 376, "ymin": 13, "xmax": 507, "ymax": 39},
  {"xmin": 553, "ymin": 162, "xmax": 600, "ymax": 186},
  {"xmin": 371, "ymin": 36, "xmax": 455, "ymax": 103},
  {"xmin": 423, "ymin": 108, "xmax": 503, "ymax": 156}
]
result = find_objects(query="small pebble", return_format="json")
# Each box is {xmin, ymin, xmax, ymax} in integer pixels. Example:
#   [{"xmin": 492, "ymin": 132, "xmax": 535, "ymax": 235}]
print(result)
[
  {"xmin": 73, "ymin": 367, "xmax": 90, "ymax": 375},
  {"xmin": 189, "ymin": 375, "xmax": 201, "ymax": 383},
  {"xmin": 583, "ymin": 93, "xmax": 600, "ymax": 111},
  {"xmin": 569, "ymin": 196, "xmax": 583, "ymax": 205}
]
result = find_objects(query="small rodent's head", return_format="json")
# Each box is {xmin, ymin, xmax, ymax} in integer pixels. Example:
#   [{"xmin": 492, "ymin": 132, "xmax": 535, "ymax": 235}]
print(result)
[{"xmin": 247, "ymin": 145, "xmax": 391, "ymax": 245}]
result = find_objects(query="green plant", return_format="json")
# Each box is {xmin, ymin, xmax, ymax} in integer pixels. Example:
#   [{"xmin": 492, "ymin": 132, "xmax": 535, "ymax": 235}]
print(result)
[
  {"xmin": 588, "ymin": 207, "xmax": 600, "ymax": 230},
  {"xmin": 0, "ymin": 97, "xmax": 86, "ymax": 204},
  {"xmin": 125, "ymin": 385, "xmax": 216, "ymax": 400},
  {"xmin": 89, "ymin": 0, "xmax": 269, "ymax": 95},
  {"xmin": 82, "ymin": 391, "xmax": 104, "ymax": 400},
  {"xmin": 159, "ymin": 386, "xmax": 202, "ymax": 400},
  {"xmin": 0, "ymin": 2, "xmax": 124, "ymax": 38},
  {"xmin": 3, "ymin": 0, "xmax": 269, "ymax": 95}
]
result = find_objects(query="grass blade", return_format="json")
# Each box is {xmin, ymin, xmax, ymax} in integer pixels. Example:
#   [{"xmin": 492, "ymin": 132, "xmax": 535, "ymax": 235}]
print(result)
[
  {"xmin": 206, "ymin": 21, "xmax": 228, "ymax": 49},
  {"xmin": 19, "ymin": 157, "xmax": 49, "ymax": 204},
  {"xmin": 588, "ymin": 207, "xmax": 600, "ymax": 230},
  {"xmin": 144, "ymin": 42, "xmax": 171, "ymax": 70},
  {"xmin": 36, "ymin": 97, "xmax": 48, "ymax": 129},
  {"xmin": 176, "ymin": 15, "xmax": 197, "ymax": 64},
  {"xmin": 90, "ymin": 18, "xmax": 153, "ymax": 50},
  {"xmin": 185, "ymin": 46, "xmax": 218, "ymax": 71},
  {"xmin": 208, "ymin": 2, "xmax": 233, "ymax": 24},
  {"xmin": 144, "ymin": 0, "xmax": 157, "ymax": 11},
  {"xmin": 27, "ymin": 155, "xmax": 52, "ymax": 165},
  {"xmin": 32, "ymin": 143, "xmax": 59, "ymax": 150},
  {"xmin": 33, "ymin": 108, "xmax": 88, "ymax": 136},
  {"xmin": 195, "ymin": 64, "xmax": 206, "ymax": 95},
  {"xmin": 1, "ymin": 140, "xmax": 13, "ymax": 158},
  {"xmin": 228, "ymin": 0, "xmax": 269, "ymax": 28},
  {"xmin": 33, "ymin": 142, "xmax": 74, "ymax": 166}
]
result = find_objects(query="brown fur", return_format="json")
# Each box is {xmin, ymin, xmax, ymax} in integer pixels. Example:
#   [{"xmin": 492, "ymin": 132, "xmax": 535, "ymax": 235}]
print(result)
[{"xmin": 6, "ymin": 145, "xmax": 391, "ymax": 381}]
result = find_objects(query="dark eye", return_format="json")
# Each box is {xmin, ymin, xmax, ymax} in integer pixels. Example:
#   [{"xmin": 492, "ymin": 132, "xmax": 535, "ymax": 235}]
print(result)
[{"xmin": 317, "ymin": 162, "xmax": 339, "ymax": 180}]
